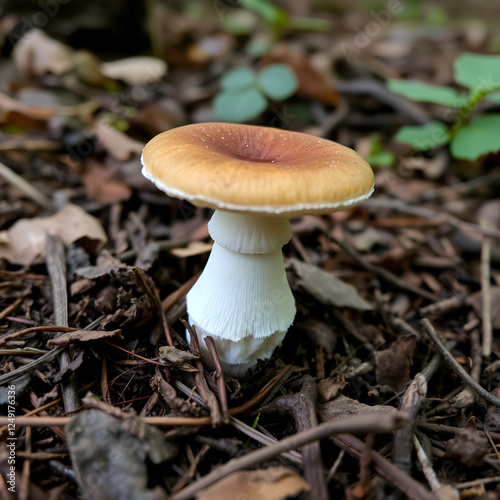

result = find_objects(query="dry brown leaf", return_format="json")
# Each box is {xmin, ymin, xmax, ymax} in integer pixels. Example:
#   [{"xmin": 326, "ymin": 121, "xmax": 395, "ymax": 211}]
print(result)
[
  {"xmin": 47, "ymin": 329, "xmax": 123, "ymax": 346},
  {"xmin": 287, "ymin": 258, "xmax": 372, "ymax": 311},
  {"xmin": 83, "ymin": 161, "xmax": 132, "ymax": 203},
  {"xmin": 317, "ymin": 395, "xmax": 396, "ymax": 422},
  {"xmin": 317, "ymin": 378, "xmax": 347, "ymax": 403},
  {"xmin": 169, "ymin": 241, "xmax": 213, "ymax": 258},
  {"xmin": 196, "ymin": 467, "xmax": 309, "ymax": 500},
  {"xmin": 0, "ymin": 203, "xmax": 107, "ymax": 266},
  {"xmin": 373, "ymin": 335, "xmax": 417, "ymax": 392},
  {"xmin": 467, "ymin": 287, "xmax": 500, "ymax": 330},
  {"xmin": 444, "ymin": 428, "xmax": 489, "ymax": 467},
  {"xmin": 294, "ymin": 319, "xmax": 338, "ymax": 356},
  {"xmin": 101, "ymin": 56, "xmax": 167, "ymax": 86},
  {"xmin": 13, "ymin": 29, "xmax": 73, "ymax": 77},
  {"xmin": 159, "ymin": 346, "xmax": 199, "ymax": 364},
  {"xmin": 91, "ymin": 118, "xmax": 145, "ymax": 161},
  {"xmin": 262, "ymin": 47, "xmax": 340, "ymax": 106}
]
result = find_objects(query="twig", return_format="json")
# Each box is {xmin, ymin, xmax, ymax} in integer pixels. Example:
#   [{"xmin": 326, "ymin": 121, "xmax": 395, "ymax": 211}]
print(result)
[
  {"xmin": 19, "ymin": 426, "xmax": 31, "ymax": 500},
  {"xmin": 332, "ymin": 433, "xmax": 434, "ymax": 500},
  {"xmin": 326, "ymin": 449, "xmax": 345, "ymax": 483},
  {"xmin": 392, "ymin": 373, "xmax": 427, "ymax": 473},
  {"xmin": 45, "ymin": 235, "xmax": 80, "ymax": 413},
  {"xmin": 454, "ymin": 476, "xmax": 500, "ymax": 490},
  {"xmin": 101, "ymin": 352, "xmax": 112, "ymax": 405},
  {"xmin": 229, "ymin": 416, "xmax": 302, "ymax": 465},
  {"xmin": 134, "ymin": 268, "xmax": 173, "ymax": 346},
  {"xmin": 204, "ymin": 336, "xmax": 230, "ymax": 424},
  {"xmin": 413, "ymin": 435, "xmax": 443, "ymax": 493},
  {"xmin": 421, "ymin": 318, "xmax": 500, "ymax": 408},
  {"xmin": 172, "ymin": 444, "xmax": 211, "ymax": 493},
  {"xmin": 0, "ymin": 325, "xmax": 76, "ymax": 347},
  {"xmin": 418, "ymin": 421, "xmax": 500, "ymax": 440},
  {"xmin": 363, "ymin": 198, "xmax": 500, "ymax": 240},
  {"xmin": 162, "ymin": 272, "xmax": 201, "ymax": 312},
  {"xmin": 0, "ymin": 297, "xmax": 24, "ymax": 322},
  {"xmin": 0, "ymin": 160, "xmax": 54, "ymax": 210},
  {"xmin": 419, "ymin": 296, "xmax": 467, "ymax": 317},
  {"xmin": 182, "ymin": 319, "xmax": 222, "ymax": 427},
  {"xmin": 262, "ymin": 375, "xmax": 328, "ymax": 500},
  {"xmin": 0, "ymin": 345, "xmax": 67, "ymax": 385},
  {"xmin": 171, "ymin": 412, "xmax": 411, "ymax": 500},
  {"xmin": 327, "ymin": 234, "xmax": 438, "ymax": 301},
  {"xmin": 480, "ymin": 218, "xmax": 492, "ymax": 358}
]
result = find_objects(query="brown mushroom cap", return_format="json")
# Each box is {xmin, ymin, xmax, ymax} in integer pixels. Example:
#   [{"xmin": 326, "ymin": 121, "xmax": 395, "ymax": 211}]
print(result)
[{"xmin": 141, "ymin": 123, "xmax": 374, "ymax": 217}]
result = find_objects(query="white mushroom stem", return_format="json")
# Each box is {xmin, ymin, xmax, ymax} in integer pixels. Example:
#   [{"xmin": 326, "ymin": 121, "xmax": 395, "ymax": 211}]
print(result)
[{"xmin": 186, "ymin": 211, "xmax": 296, "ymax": 377}]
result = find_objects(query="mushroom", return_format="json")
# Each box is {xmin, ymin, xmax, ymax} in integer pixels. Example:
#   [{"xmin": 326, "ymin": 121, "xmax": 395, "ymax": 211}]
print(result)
[{"xmin": 141, "ymin": 123, "xmax": 374, "ymax": 377}]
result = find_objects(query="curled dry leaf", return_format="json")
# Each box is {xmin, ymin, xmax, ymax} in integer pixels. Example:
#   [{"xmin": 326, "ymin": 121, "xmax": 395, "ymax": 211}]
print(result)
[
  {"xmin": 0, "ymin": 203, "xmax": 107, "ymax": 266},
  {"xmin": 287, "ymin": 258, "xmax": 372, "ymax": 311},
  {"xmin": 13, "ymin": 29, "xmax": 73, "ymax": 77},
  {"xmin": 196, "ymin": 467, "xmax": 310, "ymax": 500},
  {"xmin": 317, "ymin": 377, "xmax": 347, "ymax": 403},
  {"xmin": 373, "ymin": 334, "xmax": 417, "ymax": 393},
  {"xmin": 47, "ymin": 329, "xmax": 123, "ymax": 346},
  {"xmin": 91, "ymin": 118, "xmax": 145, "ymax": 161},
  {"xmin": 317, "ymin": 395, "xmax": 396, "ymax": 422},
  {"xmin": 159, "ymin": 345, "xmax": 199, "ymax": 364},
  {"xmin": 101, "ymin": 56, "xmax": 167, "ymax": 86},
  {"xmin": 444, "ymin": 428, "xmax": 489, "ymax": 467}
]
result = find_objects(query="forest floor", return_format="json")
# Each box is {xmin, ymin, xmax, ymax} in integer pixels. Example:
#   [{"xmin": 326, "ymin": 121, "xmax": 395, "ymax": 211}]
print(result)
[{"xmin": 1, "ymin": 1, "xmax": 500, "ymax": 499}]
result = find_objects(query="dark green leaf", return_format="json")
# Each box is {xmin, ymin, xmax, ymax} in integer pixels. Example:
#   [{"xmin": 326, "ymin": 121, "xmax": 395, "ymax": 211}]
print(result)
[
  {"xmin": 387, "ymin": 80, "xmax": 467, "ymax": 107},
  {"xmin": 395, "ymin": 121, "xmax": 450, "ymax": 150},
  {"xmin": 213, "ymin": 88, "xmax": 267, "ymax": 122},
  {"xmin": 450, "ymin": 114, "xmax": 500, "ymax": 160},
  {"xmin": 257, "ymin": 64, "xmax": 298, "ymax": 101}
]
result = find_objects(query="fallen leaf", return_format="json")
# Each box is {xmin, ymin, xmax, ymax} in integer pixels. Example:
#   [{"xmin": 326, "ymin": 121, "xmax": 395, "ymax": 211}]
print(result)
[
  {"xmin": 0, "ymin": 203, "xmax": 107, "ymax": 266},
  {"xmin": 83, "ymin": 161, "xmax": 132, "ymax": 203},
  {"xmin": 317, "ymin": 378, "xmax": 347, "ymax": 403},
  {"xmin": 13, "ymin": 29, "xmax": 73, "ymax": 77},
  {"xmin": 47, "ymin": 329, "xmax": 123, "ymax": 346},
  {"xmin": 91, "ymin": 118, "xmax": 145, "ymax": 161},
  {"xmin": 262, "ymin": 46, "xmax": 340, "ymax": 106},
  {"xmin": 373, "ymin": 335, "xmax": 417, "ymax": 392},
  {"xmin": 66, "ymin": 409, "xmax": 176, "ymax": 500},
  {"xmin": 159, "ymin": 345, "xmax": 199, "ymax": 364},
  {"xmin": 444, "ymin": 428, "xmax": 489, "ymax": 467},
  {"xmin": 50, "ymin": 350, "xmax": 84, "ymax": 383},
  {"xmin": 101, "ymin": 56, "xmax": 167, "ymax": 86},
  {"xmin": 467, "ymin": 287, "xmax": 500, "ymax": 330},
  {"xmin": 287, "ymin": 258, "xmax": 372, "ymax": 310},
  {"xmin": 196, "ymin": 467, "xmax": 309, "ymax": 500},
  {"xmin": 169, "ymin": 241, "xmax": 213, "ymax": 258},
  {"xmin": 317, "ymin": 395, "xmax": 396, "ymax": 422},
  {"xmin": 294, "ymin": 319, "xmax": 338, "ymax": 356},
  {"xmin": 484, "ymin": 386, "xmax": 500, "ymax": 434}
]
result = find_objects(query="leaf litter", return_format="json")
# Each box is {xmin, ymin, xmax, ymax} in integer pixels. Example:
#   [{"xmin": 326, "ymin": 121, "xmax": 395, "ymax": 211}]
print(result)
[{"xmin": 0, "ymin": 3, "xmax": 500, "ymax": 499}]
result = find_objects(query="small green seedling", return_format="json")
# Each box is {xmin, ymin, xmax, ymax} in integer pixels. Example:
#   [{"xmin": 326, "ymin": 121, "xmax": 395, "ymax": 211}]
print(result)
[
  {"xmin": 388, "ymin": 52, "xmax": 500, "ymax": 161},
  {"xmin": 214, "ymin": 64, "xmax": 298, "ymax": 122},
  {"xmin": 222, "ymin": 0, "xmax": 330, "ymax": 46},
  {"xmin": 364, "ymin": 136, "xmax": 395, "ymax": 168}
]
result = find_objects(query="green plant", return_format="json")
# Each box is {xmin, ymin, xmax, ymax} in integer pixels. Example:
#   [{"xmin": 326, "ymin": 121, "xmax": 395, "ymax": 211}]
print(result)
[
  {"xmin": 388, "ymin": 52, "xmax": 500, "ymax": 160},
  {"xmin": 364, "ymin": 136, "xmax": 395, "ymax": 168},
  {"xmin": 213, "ymin": 64, "xmax": 298, "ymax": 122},
  {"xmin": 222, "ymin": 0, "xmax": 330, "ymax": 49}
]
